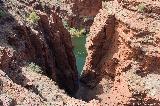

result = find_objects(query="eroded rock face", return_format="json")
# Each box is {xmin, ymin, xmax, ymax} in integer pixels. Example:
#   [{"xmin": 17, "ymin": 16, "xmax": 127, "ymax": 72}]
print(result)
[
  {"xmin": 76, "ymin": 0, "xmax": 102, "ymax": 17},
  {"xmin": 0, "ymin": 0, "xmax": 78, "ymax": 95},
  {"xmin": 67, "ymin": 0, "xmax": 102, "ymax": 30},
  {"xmin": 81, "ymin": 0, "xmax": 160, "ymax": 105},
  {"xmin": 1, "ymin": 0, "xmax": 160, "ymax": 105}
]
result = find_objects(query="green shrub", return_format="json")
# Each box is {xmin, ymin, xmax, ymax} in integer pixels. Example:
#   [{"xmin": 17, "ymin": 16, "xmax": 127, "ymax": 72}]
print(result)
[
  {"xmin": 69, "ymin": 27, "xmax": 86, "ymax": 37},
  {"xmin": 0, "ymin": 9, "xmax": 6, "ymax": 18},
  {"xmin": 27, "ymin": 62, "xmax": 43, "ymax": 74},
  {"xmin": 62, "ymin": 19, "xmax": 86, "ymax": 37},
  {"xmin": 62, "ymin": 19, "xmax": 69, "ymax": 29},
  {"xmin": 138, "ymin": 3, "xmax": 145, "ymax": 12},
  {"xmin": 27, "ymin": 11, "xmax": 40, "ymax": 23}
]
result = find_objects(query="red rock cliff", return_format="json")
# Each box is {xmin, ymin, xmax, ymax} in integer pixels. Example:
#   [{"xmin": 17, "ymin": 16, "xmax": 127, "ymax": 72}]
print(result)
[
  {"xmin": 0, "ymin": 0, "xmax": 78, "ymax": 95},
  {"xmin": 81, "ymin": 0, "xmax": 160, "ymax": 105}
]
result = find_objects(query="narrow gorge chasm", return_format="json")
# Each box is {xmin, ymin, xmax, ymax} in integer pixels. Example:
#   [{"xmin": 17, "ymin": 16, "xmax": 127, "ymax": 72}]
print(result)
[{"xmin": 0, "ymin": 0, "xmax": 160, "ymax": 106}]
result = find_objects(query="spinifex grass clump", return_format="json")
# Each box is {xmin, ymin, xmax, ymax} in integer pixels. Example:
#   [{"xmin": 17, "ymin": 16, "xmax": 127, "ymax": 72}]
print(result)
[
  {"xmin": 138, "ymin": 3, "xmax": 145, "ymax": 12},
  {"xmin": 27, "ymin": 11, "xmax": 40, "ymax": 24},
  {"xmin": 26, "ymin": 62, "xmax": 43, "ymax": 74}
]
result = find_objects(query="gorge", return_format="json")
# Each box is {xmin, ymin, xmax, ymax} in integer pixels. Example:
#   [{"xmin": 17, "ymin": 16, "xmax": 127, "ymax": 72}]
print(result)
[{"xmin": 0, "ymin": 0, "xmax": 160, "ymax": 106}]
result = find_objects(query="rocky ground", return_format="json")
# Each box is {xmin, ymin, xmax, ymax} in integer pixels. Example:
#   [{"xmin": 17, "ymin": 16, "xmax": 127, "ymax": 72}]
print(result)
[{"xmin": 0, "ymin": 0, "xmax": 160, "ymax": 106}]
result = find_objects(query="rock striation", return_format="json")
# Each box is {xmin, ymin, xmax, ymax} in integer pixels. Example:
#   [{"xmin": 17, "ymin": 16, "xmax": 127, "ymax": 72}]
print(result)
[
  {"xmin": 81, "ymin": 0, "xmax": 160, "ymax": 105},
  {"xmin": 67, "ymin": 0, "xmax": 102, "ymax": 31},
  {"xmin": 0, "ymin": 0, "xmax": 78, "ymax": 96},
  {"xmin": 1, "ymin": 0, "xmax": 160, "ymax": 105}
]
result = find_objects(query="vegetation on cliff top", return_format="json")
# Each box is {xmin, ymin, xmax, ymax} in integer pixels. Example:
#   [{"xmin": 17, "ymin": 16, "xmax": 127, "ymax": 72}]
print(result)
[
  {"xmin": 138, "ymin": 3, "xmax": 145, "ymax": 12},
  {"xmin": 27, "ymin": 11, "xmax": 40, "ymax": 24}
]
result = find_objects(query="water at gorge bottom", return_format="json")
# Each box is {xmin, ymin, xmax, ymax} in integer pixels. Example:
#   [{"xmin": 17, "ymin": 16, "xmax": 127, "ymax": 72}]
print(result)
[
  {"xmin": 72, "ymin": 35, "xmax": 97, "ymax": 101},
  {"xmin": 71, "ymin": 35, "xmax": 87, "ymax": 75}
]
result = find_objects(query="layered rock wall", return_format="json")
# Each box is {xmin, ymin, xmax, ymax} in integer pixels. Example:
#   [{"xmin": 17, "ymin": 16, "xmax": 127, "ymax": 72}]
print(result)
[
  {"xmin": 1, "ymin": 0, "xmax": 160, "ymax": 105},
  {"xmin": 0, "ymin": 0, "xmax": 78, "ymax": 95},
  {"xmin": 68, "ymin": 0, "xmax": 102, "ymax": 30},
  {"xmin": 81, "ymin": 0, "xmax": 160, "ymax": 105}
]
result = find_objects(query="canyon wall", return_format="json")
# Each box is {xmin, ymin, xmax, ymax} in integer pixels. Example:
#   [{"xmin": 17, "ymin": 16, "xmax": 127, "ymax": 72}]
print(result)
[
  {"xmin": 0, "ymin": 0, "xmax": 78, "ymax": 96},
  {"xmin": 81, "ymin": 0, "xmax": 160, "ymax": 105},
  {"xmin": 1, "ymin": 0, "xmax": 160, "ymax": 105},
  {"xmin": 67, "ymin": 0, "xmax": 102, "ymax": 30},
  {"xmin": 0, "ymin": 0, "xmax": 102, "ymax": 105}
]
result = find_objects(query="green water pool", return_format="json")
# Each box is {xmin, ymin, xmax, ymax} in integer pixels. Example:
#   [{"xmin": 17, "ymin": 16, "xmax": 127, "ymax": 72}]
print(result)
[{"xmin": 72, "ymin": 36, "xmax": 87, "ymax": 75}]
